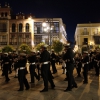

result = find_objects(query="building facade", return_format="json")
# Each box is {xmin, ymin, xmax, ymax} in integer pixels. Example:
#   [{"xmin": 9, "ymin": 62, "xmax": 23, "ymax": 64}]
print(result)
[
  {"xmin": 75, "ymin": 23, "xmax": 100, "ymax": 53},
  {"xmin": 0, "ymin": 3, "xmax": 67, "ymax": 51}
]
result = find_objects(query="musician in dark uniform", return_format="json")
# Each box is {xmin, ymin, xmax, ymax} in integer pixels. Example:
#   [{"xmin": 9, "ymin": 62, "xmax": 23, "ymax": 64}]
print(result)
[
  {"xmin": 0, "ymin": 52, "xmax": 4, "ymax": 76},
  {"xmin": 13, "ymin": 54, "xmax": 18, "ymax": 78},
  {"xmin": 51, "ymin": 51, "xmax": 57, "ymax": 74},
  {"xmin": 40, "ymin": 46, "xmax": 55, "ymax": 92},
  {"xmin": 94, "ymin": 51, "xmax": 100, "ymax": 76},
  {"xmin": 74, "ymin": 53, "xmax": 82, "ymax": 77},
  {"xmin": 17, "ymin": 53, "xmax": 30, "ymax": 91},
  {"xmin": 63, "ymin": 44, "xmax": 77, "ymax": 91},
  {"xmin": 82, "ymin": 51, "xmax": 89, "ymax": 84},
  {"xmin": 8, "ymin": 52, "xmax": 13, "ymax": 74},
  {"xmin": 28, "ymin": 51, "xmax": 40, "ymax": 83},
  {"xmin": 2, "ymin": 53, "xmax": 10, "ymax": 82}
]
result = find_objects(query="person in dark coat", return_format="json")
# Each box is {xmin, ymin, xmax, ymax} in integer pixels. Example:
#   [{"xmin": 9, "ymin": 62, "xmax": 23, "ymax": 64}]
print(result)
[
  {"xmin": 81, "ymin": 51, "xmax": 89, "ymax": 84},
  {"xmin": 2, "ymin": 53, "xmax": 10, "ymax": 82},
  {"xmin": 51, "ymin": 51, "xmax": 57, "ymax": 74},
  {"xmin": 17, "ymin": 53, "xmax": 30, "ymax": 91},
  {"xmin": 74, "ymin": 53, "xmax": 82, "ymax": 77},
  {"xmin": 28, "ymin": 51, "xmax": 40, "ymax": 83},
  {"xmin": 40, "ymin": 46, "xmax": 55, "ymax": 92},
  {"xmin": 63, "ymin": 44, "xmax": 77, "ymax": 92}
]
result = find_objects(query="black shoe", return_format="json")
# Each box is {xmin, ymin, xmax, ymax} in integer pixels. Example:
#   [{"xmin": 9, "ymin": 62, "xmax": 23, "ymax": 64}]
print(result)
[
  {"xmin": 1, "ymin": 73, "xmax": 4, "ymax": 76},
  {"xmin": 64, "ymin": 78, "xmax": 68, "ymax": 81},
  {"xmin": 5, "ymin": 79, "xmax": 10, "ymax": 82},
  {"xmin": 52, "ymin": 76, "xmax": 54, "ymax": 79},
  {"xmin": 14, "ymin": 76, "xmax": 18, "ymax": 78},
  {"xmin": 52, "ymin": 71, "xmax": 57, "ymax": 74},
  {"xmin": 17, "ymin": 89, "xmax": 23, "ymax": 91},
  {"xmin": 26, "ymin": 87, "xmax": 30, "ymax": 90},
  {"xmin": 29, "ymin": 82, "xmax": 34, "ymax": 84},
  {"xmin": 9, "ymin": 71, "xmax": 12, "ymax": 74},
  {"xmin": 37, "ymin": 76, "xmax": 40, "ymax": 81},
  {"xmin": 40, "ymin": 89, "xmax": 48, "ymax": 92},
  {"xmin": 83, "ymin": 81, "xmax": 88, "ymax": 84},
  {"xmin": 77, "ymin": 75, "xmax": 81, "ymax": 77},
  {"xmin": 51, "ymin": 85, "xmax": 55, "ymax": 89},
  {"xmin": 64, "ymin": 88, "xmax": 72, "ymax": 92},
  {"xmin": 72, "ymin": 85, "xmax": 78, "ymax": 88}
]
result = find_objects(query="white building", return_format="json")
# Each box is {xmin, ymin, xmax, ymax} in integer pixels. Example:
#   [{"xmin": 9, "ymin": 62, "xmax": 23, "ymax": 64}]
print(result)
[{"xmin": 0, "ymin": 3, "xmax": 67, "ymax": 50}]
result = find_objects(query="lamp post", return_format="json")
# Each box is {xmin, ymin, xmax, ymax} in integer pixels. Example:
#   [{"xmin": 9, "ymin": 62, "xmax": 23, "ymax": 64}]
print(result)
[
  {"xmin": 16, "ymin": 23, "xmax": 19, "ymax": 54},
  {"xmin": 42, "ymin": 18, "xmax": 54, "ymax": 53}
]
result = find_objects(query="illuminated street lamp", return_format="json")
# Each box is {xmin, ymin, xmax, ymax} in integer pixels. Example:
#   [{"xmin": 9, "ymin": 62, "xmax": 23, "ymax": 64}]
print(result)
[{"xmin": 42, "ymin": 18, "xmax": 54, "ymax": 53}]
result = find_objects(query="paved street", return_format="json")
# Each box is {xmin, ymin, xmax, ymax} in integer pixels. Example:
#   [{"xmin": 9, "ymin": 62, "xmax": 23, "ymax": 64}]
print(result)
[{"xmin": 0, "ymin": 65, "xmax": 99, "ymax": 100}]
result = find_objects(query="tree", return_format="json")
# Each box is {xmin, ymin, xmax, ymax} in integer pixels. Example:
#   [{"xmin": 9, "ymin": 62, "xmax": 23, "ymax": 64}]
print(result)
[
  {"xmin": 19, "ymin": 44, "xmax": 31, "ymax": 54},
  {"xmin": 52, "ymin": 40, "xmax": 63, "ymax": 54},
  {"xmin": 2, "ymin": 45, "xmax": 14, "ymax": 53},
  {"xmin": 35, "ymin": 42, "xmax": 47, "ymax": 51}
]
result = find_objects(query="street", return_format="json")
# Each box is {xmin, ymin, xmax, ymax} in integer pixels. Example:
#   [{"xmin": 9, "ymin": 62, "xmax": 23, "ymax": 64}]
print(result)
[{"xmin": 0, "ymin": 64, "xmax": 99, "ymax": 100}]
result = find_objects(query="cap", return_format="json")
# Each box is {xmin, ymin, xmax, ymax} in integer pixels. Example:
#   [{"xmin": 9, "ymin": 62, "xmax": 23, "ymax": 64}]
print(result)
[
  {"xmin": 4, "ymin": 52, "xmax": 8, "ymax": 55},
  {"xmin": 96, "ymin": 50, "xmax": 100, "ymax": 53},
  {"xmin": 83, "ymin": 51, "xmax": 88, "ymax": 54},
  {"xmin": 20, "ymin": 53, "xmax": 26, "ymax": 56},
  {"xmin": 64, "ymin": 43, "xmax": 70, "ymax": 47},
  {"xmin": 41, "ymin": 45, "xmax": 48, "ymax": 49}
]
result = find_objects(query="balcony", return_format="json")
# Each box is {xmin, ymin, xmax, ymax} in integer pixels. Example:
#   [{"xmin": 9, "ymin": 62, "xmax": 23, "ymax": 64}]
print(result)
[
  {"xmin": 82, "ymin": 32, "xmax": 89, "ymax": 35},
  {"xmin": 0, "ymin": 42, "xmax": 7, "ymax": 45}
]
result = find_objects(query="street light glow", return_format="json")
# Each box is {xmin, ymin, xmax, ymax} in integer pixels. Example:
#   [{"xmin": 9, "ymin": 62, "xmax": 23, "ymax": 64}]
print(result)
[{"xmin": 42, "ymin": 22, "xmax": 47, "ymax": 27}]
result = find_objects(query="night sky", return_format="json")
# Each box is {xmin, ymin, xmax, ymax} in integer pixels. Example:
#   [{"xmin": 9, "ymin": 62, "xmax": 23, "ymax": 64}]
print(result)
[{"xmin": 1, "ymin": 0, "xmax": 100, "ymax": 42}]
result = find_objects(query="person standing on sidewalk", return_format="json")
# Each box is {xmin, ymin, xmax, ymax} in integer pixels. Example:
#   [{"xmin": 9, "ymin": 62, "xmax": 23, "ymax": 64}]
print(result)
[{"xmin": 63, "ymin": 44, "xmax": 77, "ymax": 92}]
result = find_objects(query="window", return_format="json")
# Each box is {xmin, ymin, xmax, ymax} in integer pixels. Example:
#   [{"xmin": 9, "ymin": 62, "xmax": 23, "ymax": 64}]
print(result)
[
  {"xmin": 93, "ymin": 36, "xmax": 100, "ymax": 44},
  {"xmin": 19, "ymin": 23, "xmax": 23, "ymax": 32},
  {"xmin": 25, "ymin": 35, "xmax": 29, "ymax": 38},
  {"xmin": 34, "ymin": 22, "xmax": 42, "ymax": 34},
  {"xmin": 5, "ymin": 12, "xmax": 7, "ymax": 17},
  {"xmin": 0, "ymin": 23, "xmax": 7, "ymax": 32},
  {"xmin": 95, "ymin": 29, "xmax": 98, "ymax": 34},
  {"xmin": 53, "ymin": 22, "xmax": 59, "ymax": 33},
  {"xmin": 12, "ymin": 23, "xmax": 16, "ymax": 32},
  {"xmin": 83, "ymin": 38, "xmax": 88, "ymax": 45},
  {"xmin": 1, "ymin": 12, "xmax": 4, "ymax": 17},
  {"xmin": 11, "ymin": 35, "xmax": 15, "ymax": 38},
  {"xmin": 83, "ymin": 28, "xmax": 88, "ymax": 35},
  {"xmin": 2, "ymin": 36, "xmax": 7, "ymax": 42},
  {"xmin": 25, "ymin": 23, "xmax": 29, "ymax": 32}
]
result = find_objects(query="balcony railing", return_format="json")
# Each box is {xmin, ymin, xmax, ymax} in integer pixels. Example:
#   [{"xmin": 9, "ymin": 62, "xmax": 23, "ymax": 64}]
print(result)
[
  {"xmin": 9, "ymin": 42, "xmax": 31, "ymax": 45},
  {"xmin": 0, "ymin": 42, "xmax": 7, "ymax": 45},
  {"xmin": 82, "ymin": 32, "xmax": 89, "ymax": 35}
]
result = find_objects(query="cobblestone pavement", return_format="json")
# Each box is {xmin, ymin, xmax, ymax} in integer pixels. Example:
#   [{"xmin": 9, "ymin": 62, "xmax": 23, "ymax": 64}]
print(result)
[{"xmin": 0, "ymin": 65, "xmax": 99, "ymax": 100}]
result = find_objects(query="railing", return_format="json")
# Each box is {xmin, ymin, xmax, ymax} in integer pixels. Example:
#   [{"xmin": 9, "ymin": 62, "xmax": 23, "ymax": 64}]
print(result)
[
  {"xmin": 0, "ymin": 42, "xmax": 7, "ymax": 45},
  {"xmin": 82, "ymin": 32, "xmax": 89, "ymax": 35}
]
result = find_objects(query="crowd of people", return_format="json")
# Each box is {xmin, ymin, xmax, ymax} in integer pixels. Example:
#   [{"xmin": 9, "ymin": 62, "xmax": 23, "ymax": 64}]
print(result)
[{"xmin": 0, "ymin": 44, "xmax": 99, "ymax": 92}]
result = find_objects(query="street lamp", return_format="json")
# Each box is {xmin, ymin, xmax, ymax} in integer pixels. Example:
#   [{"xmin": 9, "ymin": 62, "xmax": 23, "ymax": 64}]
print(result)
[{"xmin": 42, "ymin": 18, "xmax": 54, "ymax": 53}]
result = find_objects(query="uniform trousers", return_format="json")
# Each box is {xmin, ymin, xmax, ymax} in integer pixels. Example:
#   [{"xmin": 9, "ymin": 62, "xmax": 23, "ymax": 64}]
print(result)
[
  {"xmin": 3, "ymin": 64, "xmax": 10, "ymax": 82},
  {"xmin": 51, "ymin": 60, "xmax": 57, "ymax": 74},
  {"xmin": 41, "ymin": 64, "xmax": 55, "ymax": 90},
  {"xmin": 18, "ymin": 69, "xmax": 30, "ymax": 90},
  {"xmin": 29, "ymin": 64, "xmax": 39, "ymax": 83},
  {"xmin": 83, "ymin": 64, "xmax": 89, "ymax": 82},
  {"xmin": 66, "ymin": 63, "xmax": 77, "ymax": 89}
]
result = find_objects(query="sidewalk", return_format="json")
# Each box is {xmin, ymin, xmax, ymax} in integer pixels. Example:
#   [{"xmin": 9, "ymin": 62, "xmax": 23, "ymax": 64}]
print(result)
[{"xmin": 0, "ymin": 65, "xmax": 99, "ymax": 100}]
